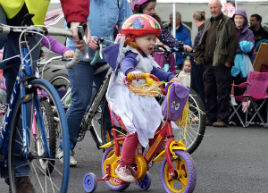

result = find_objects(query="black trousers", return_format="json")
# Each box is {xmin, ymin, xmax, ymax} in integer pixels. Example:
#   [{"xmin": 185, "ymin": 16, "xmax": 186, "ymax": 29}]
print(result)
[
  {"xmin": 203, "ymin": 65, "xmax": 231, "ymax": 123},
  {"xmin": 191, "ymin": 61, "xmax": 205, "ymax": 103}
]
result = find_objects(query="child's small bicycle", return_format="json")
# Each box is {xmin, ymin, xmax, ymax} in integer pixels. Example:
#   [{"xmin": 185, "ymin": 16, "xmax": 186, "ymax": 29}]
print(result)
[{"xmin": 83, "ymin": 73, "xmax": 197, "ymax": 193}]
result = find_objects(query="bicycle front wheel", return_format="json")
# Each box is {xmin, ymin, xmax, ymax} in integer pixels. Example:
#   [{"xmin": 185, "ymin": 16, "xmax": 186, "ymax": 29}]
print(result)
[
  {"xmin": 160, "ymin": 150, "xmax": 196, "ymax": 193},
  {"xmin": 8, "ymin": 78, "xmax": 70, "ymax": 193}
]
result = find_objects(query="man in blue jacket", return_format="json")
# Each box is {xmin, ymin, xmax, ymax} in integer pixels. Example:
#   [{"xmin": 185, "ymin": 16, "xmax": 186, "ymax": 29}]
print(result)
[
  {"xmin": 166, "ymin": 11, "xmax": 192, "ymax": 70},
  {"xmin": 60, "ymin": 0, "xmax": 132, "ymax": 167}
]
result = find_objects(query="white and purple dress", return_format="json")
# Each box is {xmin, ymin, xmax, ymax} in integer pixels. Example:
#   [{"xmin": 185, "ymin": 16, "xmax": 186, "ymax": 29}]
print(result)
[{"xmin": 105, "ymin": 45, "xmax": 174, "ymax": 147}]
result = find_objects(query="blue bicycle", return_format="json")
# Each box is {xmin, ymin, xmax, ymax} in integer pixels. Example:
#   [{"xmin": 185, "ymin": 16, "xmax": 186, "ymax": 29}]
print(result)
[{"xmin": 0, "ymin": 24, "xmax": 81, "ymax": 193}]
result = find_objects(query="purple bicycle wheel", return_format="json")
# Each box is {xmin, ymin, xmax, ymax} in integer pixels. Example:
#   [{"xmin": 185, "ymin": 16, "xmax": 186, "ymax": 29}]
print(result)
[
  {"xmin": 102, "ymin": 146, "xmax": 129, "ymax": 191},
  {"xmin": 137, "ymin": 172, "xmax": 151, "ymax": 191},
  {"xmin": 160, "ymin": 150, "xmax": 196, "ymax": 193}
]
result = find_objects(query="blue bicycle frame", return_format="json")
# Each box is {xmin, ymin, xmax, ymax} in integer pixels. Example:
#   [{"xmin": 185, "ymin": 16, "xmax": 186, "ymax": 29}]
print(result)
[{"xmin": 0, "ymin": 41, "xmax": 50, "ymax": 167}]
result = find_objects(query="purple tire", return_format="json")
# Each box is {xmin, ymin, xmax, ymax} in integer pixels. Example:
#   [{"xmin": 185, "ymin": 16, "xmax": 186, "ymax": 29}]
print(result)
[
  {"xmin": 160, "ymin": 150, "xmax": 196, "ymax": 193},
  {"xmin": 137, "ymin": 172, "xmax": 151, "ymax": 191},
  {"xmin": 102, "ymin": 146, "xmax": 129, "ymax": 191}
]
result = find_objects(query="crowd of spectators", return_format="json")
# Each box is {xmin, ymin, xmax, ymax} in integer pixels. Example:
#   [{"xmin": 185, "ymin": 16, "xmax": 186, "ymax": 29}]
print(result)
[{"xmin": 163, "ymin": 0, "xmax": 268, "ymax": 127}]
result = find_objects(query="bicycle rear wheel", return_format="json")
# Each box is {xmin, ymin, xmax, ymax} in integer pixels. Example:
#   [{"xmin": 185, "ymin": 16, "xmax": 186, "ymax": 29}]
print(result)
[
  {"xmin": 49, "ymin": 73, "xmax": 69, "ymax": 100},
  {"xmin": 172, "ymin": 89, "xmax": 206, "ymax": 154},
  {"xmin": 8, "ymin": 78, "xmax": 70, "ymax": 193}
]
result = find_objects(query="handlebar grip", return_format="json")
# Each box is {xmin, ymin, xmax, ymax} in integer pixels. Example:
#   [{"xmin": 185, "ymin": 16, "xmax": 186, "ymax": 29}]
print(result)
[
  {"xmin": 127, "ymin": 72, "xmax": 150, "ymax": 81},
  {"xmin": 65, "ymin": 48, "xmax": 81, "ymax": 69},
  {"xmin": 0, "ymin": 26, "xmax": 11, "ymax": 34},
  {"xmin": 127, "ymin": 73, "xmax": 134, "ymax": 81},
  {"xmin": 45, "ymin": 27, "xmax": 73, "ymax": 37},
  {"xmin": 127, "ymin": 73, "xmax": 154, "ymax": 85}
]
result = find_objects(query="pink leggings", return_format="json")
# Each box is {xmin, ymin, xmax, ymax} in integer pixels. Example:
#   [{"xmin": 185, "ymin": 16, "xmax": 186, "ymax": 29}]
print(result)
[{"xmin": 120, "ymin": 132, "xmax": 139, "ymax": 166}]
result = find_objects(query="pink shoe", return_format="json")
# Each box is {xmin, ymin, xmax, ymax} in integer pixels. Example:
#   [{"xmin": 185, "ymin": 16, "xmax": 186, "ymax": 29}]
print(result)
[{"xmin": 115, "ymin": 164, "xmax": 136, "ymax": 183}]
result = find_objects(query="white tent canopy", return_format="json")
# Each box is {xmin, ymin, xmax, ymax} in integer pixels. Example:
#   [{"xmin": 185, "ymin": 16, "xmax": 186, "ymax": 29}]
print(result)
[
  {"xmin": 157, "ymin": 0, "xmax": 267, "ymax": 3},
  {"xmin": 50, "ymin": 0, "xmax": 268, "ymax": 3}
]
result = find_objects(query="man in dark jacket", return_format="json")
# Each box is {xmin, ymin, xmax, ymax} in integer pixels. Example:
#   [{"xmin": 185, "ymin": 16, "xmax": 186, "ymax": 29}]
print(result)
[
  {"xmin": 194, "ymin": 0, "xmax": 238, "ymax": 127},
  {"xmin": 249, "ymin": 14, "xmax": 268, "ymax": 50}
]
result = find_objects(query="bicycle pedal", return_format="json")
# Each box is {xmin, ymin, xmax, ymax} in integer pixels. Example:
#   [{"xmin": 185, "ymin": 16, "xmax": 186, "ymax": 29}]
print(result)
[{"xmin": 113, "ymin": 177, "xmax": 129, "ymax": 185}]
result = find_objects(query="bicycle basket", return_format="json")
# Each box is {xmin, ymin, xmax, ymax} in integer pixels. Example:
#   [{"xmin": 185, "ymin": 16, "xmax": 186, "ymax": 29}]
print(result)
[{"xmin": 162, "ymin": 82, "xmax": 189, "ymax": 121}]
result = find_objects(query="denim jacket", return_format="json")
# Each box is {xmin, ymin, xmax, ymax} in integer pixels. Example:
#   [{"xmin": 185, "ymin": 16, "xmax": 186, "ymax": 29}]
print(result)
[{"xmin": 66, "ymin": 0, "xmax": 132, "ymax": 62}]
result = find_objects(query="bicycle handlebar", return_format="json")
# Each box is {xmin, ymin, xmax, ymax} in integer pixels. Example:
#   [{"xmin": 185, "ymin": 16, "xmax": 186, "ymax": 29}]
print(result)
[
  {"xmin": 63, "ymin": 24, "xmax": 89, "ymax": 69},
  {"xmin": 0, "ymin": 24, "xmax": 87, "ymax": 69},
  {"xmin": 125, "ymin": 73, "xmax": 166, "ymax": 96},
  {"xmin": 126, "ymin": 73, "xmax": 158, "ymax": 85},
  {"xmin": 90, "ymin": 38, "xmax": 106, "ymax": 66},
  {"xmin": 154, "ymin": 44, "xmax": 182, "ymax": 54}
]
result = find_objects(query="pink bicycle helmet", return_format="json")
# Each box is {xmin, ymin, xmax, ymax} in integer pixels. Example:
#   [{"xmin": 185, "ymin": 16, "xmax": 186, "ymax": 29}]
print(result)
[
  {"xmin": 130, "ymin": 0, "xmax": 152, "ymax": 11},
  {"xmin": 121, "ymin": 14, "xmax": 161, "ymax": 37}
]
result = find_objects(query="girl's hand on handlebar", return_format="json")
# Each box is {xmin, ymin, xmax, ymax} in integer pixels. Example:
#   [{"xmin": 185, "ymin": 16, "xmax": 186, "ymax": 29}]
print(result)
[
  {"xmin": 183, "ymin": 45, "xmax": 193, "ymax": 53},
  {"xmin": 127, "ymin": 71, "xmax": 143, "ymax": 80},
  {"xmin": 63, "ymin": 50, "xmax": 75, "ymax": 58},
  {"xmin": 88, "ymin": 37, "xmax": 99, "ymax": 50},
  {"xmin": 170, "ymin": 77, "xmax": 179, "ymax": 82}
]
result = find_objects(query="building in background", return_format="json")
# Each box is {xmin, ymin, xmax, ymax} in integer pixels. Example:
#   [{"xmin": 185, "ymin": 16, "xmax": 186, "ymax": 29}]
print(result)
[
  {"xmin": 155, "ymin": 0, "xmax": 268, "ymax": 43},
  {"xmin": 49, "ymin": 0, "xmax": 268, "ymax": 43}
]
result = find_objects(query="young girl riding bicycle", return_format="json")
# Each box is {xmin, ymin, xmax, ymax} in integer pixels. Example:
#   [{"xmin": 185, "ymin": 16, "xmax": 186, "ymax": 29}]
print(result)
[{"xmin": 103, "ymin": 14, "xmax": 179, "ymax": 182}]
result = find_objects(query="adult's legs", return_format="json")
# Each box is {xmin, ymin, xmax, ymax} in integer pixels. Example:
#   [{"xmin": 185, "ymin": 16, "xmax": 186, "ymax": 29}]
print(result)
[
  {"xmin": 66, "ymin": 62, "xmax": 107, "ymax": 149},
  {"xmin": 66, "ymin": 61, "xmax": 94, "ymax": 149},
  {"xmin": 191, "ymin": 61, "xmax": 205, "ymax": 103},
  {"xmin": 203, "ymin": 65, "xmax": 217, "ymax": 123},
  {"xmin": 215, "ymin": 66, "xmax": 232, "ymax": 123}
]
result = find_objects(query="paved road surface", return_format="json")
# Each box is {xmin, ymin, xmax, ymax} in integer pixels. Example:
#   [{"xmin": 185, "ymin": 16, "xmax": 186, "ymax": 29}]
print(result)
[{"xmin": 2, "ymin": 125, "xmax": 267, "ymax": 193}]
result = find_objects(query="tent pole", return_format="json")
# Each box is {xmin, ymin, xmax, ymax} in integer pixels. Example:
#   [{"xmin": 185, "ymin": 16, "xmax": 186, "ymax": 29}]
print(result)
[{"xmin": 172, "ymin": 3, "xmax": 176, "ymax": 38}]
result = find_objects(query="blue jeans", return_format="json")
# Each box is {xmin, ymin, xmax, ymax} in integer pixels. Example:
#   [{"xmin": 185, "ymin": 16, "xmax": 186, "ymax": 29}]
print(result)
[
  {"xmin": 66, "ymin": 61, "xmax": 107, "ymax": 149},
  {"xmin": 0, "ymin": 5, "xmax": 7, "ymax": 48}
]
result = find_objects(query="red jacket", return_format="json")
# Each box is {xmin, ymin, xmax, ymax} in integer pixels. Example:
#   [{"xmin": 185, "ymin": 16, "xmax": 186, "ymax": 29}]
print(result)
[{"xmin": 60, "ymin": 0, "xmax": 90, "ymax": 25}]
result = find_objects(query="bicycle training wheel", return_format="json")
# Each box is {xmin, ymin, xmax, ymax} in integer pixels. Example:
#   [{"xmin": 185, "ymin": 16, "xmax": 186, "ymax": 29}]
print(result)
[
  {"xmin": 160, "ymin": 150, "xmax": 196, "ymax": 193},
  {"xmin": 8, "ymin": 78, "xmax": 70, "ymax": 193},
  {"xmin": 172, "ymin": 89, "xmax": 206, "ymax": 154}
]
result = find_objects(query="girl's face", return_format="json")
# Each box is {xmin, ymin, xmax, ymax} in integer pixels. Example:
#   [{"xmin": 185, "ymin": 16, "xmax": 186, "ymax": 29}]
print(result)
[
  {"xmin": 142, "ymin": 2, "xmax": 156, "ymax": 16},
  {"xmin": 234, "ymin": 15, "xmax": 245, "ymax": 29},
  {"xmin": 135, "ymin": 34, "xmax": 156, "ymax": 55},
  {"xmin": 183, "ymin": 61, "xmax": 191, "ymax": 73}
]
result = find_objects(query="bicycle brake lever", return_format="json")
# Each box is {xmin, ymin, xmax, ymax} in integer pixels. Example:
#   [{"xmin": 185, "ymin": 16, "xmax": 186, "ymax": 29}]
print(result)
[
  {"xmin": 99, "ymin": 38, "xmax": 104, "ymax": 59},
  {"xmin": 81, "ymin": 27, "xmax": 90, "ymax": 62}
]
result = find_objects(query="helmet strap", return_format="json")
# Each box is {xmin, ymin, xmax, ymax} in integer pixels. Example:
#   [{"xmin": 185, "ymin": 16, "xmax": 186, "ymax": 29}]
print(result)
[{"xmin": 126, "ymin": 34, "xmax": 136, "ymax": 42}]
